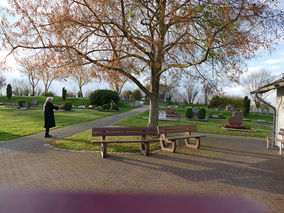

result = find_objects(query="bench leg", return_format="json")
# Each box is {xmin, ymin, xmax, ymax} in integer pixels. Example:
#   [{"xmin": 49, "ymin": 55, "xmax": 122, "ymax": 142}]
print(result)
[
  {"xmin": 160, "ymin": 139, "xmax": 176, "ymax": 153},
  {"xmin": 141, "ymin": 142, "xmax": 150, "ymax": 156},
  {"xmin": 266, "ymin": 138, "xmax": 270, "ymax": 149},
  {"xmin": 101, "ymin": 143, "xmax": 107, "ymax": 158},
  {"xmin": 184, "ymin": 137, "xmax": 200, "ymax": 149}
]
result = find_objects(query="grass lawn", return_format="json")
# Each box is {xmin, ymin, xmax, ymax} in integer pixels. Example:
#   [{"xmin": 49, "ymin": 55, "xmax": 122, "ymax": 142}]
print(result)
[
  {"xmin": 0, "ymin": 105, "xmax": 135, "ymax": 141},
  {"xmin": 51, "ymin": 131, "xmax": 161, "ymax": 153},
  {"xmin": 0, "ymin": 96, "xmax": 91, "ymax": 106},
  {"xmin": 52, "ymin": 106, "xmax": 273, "ymax": 153},
  {"xmin": 114, "ymin": 109, "xmax": 273, "ymax": 138}
]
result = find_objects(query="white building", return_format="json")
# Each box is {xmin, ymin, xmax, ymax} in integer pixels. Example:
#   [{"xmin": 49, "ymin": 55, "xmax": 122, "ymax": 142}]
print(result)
[{"xmin": 251, "ymin": 75, "xmax": 284, "ymax": 148}]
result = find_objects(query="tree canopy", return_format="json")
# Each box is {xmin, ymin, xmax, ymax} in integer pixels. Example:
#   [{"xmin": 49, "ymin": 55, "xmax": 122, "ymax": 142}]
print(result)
[{"xmin": 1, "ymin": 0, "xmax": 283, "ymax": 127}]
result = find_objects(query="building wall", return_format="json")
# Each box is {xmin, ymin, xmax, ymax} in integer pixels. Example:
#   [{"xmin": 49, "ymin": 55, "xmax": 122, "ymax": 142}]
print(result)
[{"xmin": 276, "ymin": 87, "xmax": 284, "ymax": 142}]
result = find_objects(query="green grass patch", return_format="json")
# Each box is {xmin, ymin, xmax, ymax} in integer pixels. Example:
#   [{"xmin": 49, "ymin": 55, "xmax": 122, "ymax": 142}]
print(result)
[
  {"xmin": 51, "ymin": 130, "xmax": 161, "ymax": 153},
  {"xmin": 49, "ymin": 106, "xmax": 273, "ymax": 153},
  {"xmin": 0, "ymin": 104, "xmax": 135, "ymax": 141},
  {"xmin": 0, "ymin": 96, "xmax": 91, "ymax": 106},
  {"xmin": 114, "ymin": 110, "xmax": 272, "ymax": 138}
]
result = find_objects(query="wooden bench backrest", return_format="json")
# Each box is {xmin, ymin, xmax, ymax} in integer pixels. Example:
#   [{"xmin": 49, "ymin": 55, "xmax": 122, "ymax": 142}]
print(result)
[
  {"xmin": 158, "ymin": 125, "xmax": 197, "ymax": 134},
  {"xmin": 92, "ymin": 127, "xmax": 158, "ymax": 137},
  {"xmin": 166, "ymin": 108, "xmax": 176, "ymax": 114}
]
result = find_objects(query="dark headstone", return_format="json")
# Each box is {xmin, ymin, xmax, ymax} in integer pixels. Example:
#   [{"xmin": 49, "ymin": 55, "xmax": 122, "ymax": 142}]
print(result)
[{"xmin": 228, "ymin": 112, "xmax": 243, "ymax": 126}]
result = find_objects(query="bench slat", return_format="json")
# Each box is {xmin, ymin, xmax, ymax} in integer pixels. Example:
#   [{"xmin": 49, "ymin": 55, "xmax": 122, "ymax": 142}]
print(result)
[
  {"xmin": 91, "ymin": 139, "xmax": 160, "ymax": 144},
  {"xmin": 158, "ymin": 125, "xmax": 197, "ymax": 134},
  {"xmin": 166, "ymin": 135, "xmax": 206, "ymax": 140},
  {"xmin": 92, "ymin": 127, "xmax": 157, "ymax": 136},
  {"xmin": 266, "ymin": 137, "xmax": 284, "ymax": 143}
]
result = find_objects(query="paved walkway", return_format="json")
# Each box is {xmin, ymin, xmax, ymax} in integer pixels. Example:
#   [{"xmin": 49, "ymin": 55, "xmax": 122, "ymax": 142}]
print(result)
[{"xmin": 0, "ymin": 106, "xmax": 283, "ymax": 212}]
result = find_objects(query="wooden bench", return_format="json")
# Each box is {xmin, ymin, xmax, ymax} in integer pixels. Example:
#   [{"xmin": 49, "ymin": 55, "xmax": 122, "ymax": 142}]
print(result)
[
  {"xmin": 165, "ymin": 108, "xmax": 179, "ymax": 117},
  {"xmin": 266, "ymin": 128, "xmax": 284, "ymax": 155},
  {"xmin": 91, "ymin": 127, "xmax": 159, "ymax": 158},
  {"xmin": 158, "ymin": 125, "xmax": 206, "ymax": 152}
]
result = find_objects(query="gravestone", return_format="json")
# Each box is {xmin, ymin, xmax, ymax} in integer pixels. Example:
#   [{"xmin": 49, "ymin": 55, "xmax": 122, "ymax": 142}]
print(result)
[
  {"xmin": 22, "ymin": 103, "xmax": 30, "ymax": 109},
  {"xmin": 228, "ymin": 111, "xmax": 243, "ymax": 126},
  {"xmin": 192, "ymin": 108, "xmax": 199, "ymax": 120},
  {"xmin": 31, "ymin": 100, "xmax": 38, "ymax": 106}
]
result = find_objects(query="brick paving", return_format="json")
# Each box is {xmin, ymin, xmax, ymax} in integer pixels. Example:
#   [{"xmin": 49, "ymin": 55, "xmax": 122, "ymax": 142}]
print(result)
[{"xmin": 0, "ymin": 106, "xmax": 283, "ymax": 212}]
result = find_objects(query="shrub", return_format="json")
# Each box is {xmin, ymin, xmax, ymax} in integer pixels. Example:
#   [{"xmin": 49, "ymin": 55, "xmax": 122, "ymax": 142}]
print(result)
[
  {"xmin": 42, "ymin": 91, "xmax": 54, "ymax": 97},
  {"xmin": 123, "ymin": 90, "xmax": 133, "ymax": 101},
  {"xmin": 111, "ymin": 104, "xmax": 119, "ymax": 111},
  {"xmin": 18, "ymin": 100, "xmax": 25, "ymax": 107},
  {"xmin": 132, "ymin": 89, "xmax": 142, "ymax": 100},
  {"xmin": 209, "ymin": 95, "xmax": 221, "ymax": 108},
  {"xmin": 198, "ymin": 108, "xmax": 206, "ymax": 119},
  {"xmin": 102, "ymin": 104, "xmax": 110, "ymax": 111},
  {"xmin": 97, "ymin": 106, "xmax": 103, "ymax": 111},
  {"xmin": 6, "ymin": 84, "xmax": 12, "ymax": 99},
  {"xmin": 242, "ymin": 96, "xmax": 250, "ymax": 117},
  {"xmin": 62, "ymin": 101, "xmax": 72, "ymax": 111},
  {"xmin": 62, "ymin": 87, "xmax": 67, "ymax": 102},
  {"xmin": 185, "ymin": 107, "xmax": 193, "ymax": 119},
  {"xmin": 89, "ymin": 89, "xmax": 119, "ymax": 106}
]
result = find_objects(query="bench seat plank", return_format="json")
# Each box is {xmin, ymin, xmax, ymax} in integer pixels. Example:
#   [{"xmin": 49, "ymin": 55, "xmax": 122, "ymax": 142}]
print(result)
[
  {"xmin": 166, "ymin": 135, "xmax": 206, "ymax": 140},
  {"xmin": 91, "ymin": 139, "xmax": 160, "ymax": 144}
]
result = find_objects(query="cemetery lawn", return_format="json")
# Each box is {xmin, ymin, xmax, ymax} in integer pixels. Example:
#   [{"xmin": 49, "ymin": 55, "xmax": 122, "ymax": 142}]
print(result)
[
  {"xmin": 51, "ymin": 107, "xmax": 272, "ymax": 153},
  {"xmin": 0, "ymin": 105, "xmax": 135, "ymax": 141},
  {"xmin": 114, "ymin": 109, "xmax": 273, "ymax": 138},
  {"xmin": 51, "ymin": 131, "xmax": 161, "ymax": 153},
  {"xmin": 0, "ymin": 96, "xmax": 90, "ymax": 106}
]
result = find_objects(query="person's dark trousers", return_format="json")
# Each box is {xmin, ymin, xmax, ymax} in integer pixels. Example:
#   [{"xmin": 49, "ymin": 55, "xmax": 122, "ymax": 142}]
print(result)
[{"xmin": 45, "ymin": 127, "xmax": 50, "ymax": 137}]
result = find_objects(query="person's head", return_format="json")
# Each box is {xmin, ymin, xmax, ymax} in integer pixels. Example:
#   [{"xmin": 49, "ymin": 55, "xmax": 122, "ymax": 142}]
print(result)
[{"xmin": 46, "ymin": 97, "xmax": 53, "ymax": 102}]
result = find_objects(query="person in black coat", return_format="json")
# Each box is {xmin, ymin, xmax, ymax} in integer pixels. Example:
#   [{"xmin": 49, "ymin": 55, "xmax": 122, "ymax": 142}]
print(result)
[{"xmin": 43, "ymin": 97, "xmax": 60, "ymax": 138}]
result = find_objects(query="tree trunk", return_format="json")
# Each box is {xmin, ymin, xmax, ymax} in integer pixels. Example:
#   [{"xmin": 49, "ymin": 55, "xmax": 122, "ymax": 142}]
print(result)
[
  {"xmin": 78, "ymin": 86, "xmax": 83, "ymax": 97},
  {"xmin": 148, "ymin": 76, "xmax": 160, "ymax": 128},
  {"xmin": 31, "ymin": 86, "xmax": 35, "ymax": 96}
]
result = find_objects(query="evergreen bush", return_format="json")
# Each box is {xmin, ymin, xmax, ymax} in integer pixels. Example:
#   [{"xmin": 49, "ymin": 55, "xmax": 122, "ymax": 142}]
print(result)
[
  {"xmin": 102, "ymin": 104, "xmax": 110, "ymax": 111},
  {"xmin": 198, "ymin": 108, "xmax": 206, "ymax": 119},
  {"xmin": 242, "ymin": 96, "xmax": 251, "ymax": 117},
  {"xmin": 132, "ymin": 89, "xmax": 142, "ymax": 100},
  {"xmin": 111, "ymin": 104, "xmax": 119, "ymax": 111},
  {"xmin": 42, "ymin": 92, "xmax": 54, "ymax": 97},
  {"xmin": 62, "ymin": 87, "xmax": 67, "ymax": 102},
  {"xmin": 6, "ymin": 84, "xmax": 12, "ymax": 99},
  {"xmin": 62, "ymin": 101, "xmax": 72, "ymax": 111},
  {"xmin": 185, "ymin": 107, "xmax": 193, "ymax": 119},
  {"xmin": 17, "ymin": 100, "xmax": 25, "ymax": 107},
  {"xmin": 89, "ymin": 89, "xmax": 119, "ymax": 106}
]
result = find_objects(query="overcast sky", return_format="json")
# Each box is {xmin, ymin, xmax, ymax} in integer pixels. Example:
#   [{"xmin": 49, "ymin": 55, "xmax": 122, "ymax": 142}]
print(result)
[{"xmin": 1, "ymin": 0, "xmax": 283, "ymax": 104}]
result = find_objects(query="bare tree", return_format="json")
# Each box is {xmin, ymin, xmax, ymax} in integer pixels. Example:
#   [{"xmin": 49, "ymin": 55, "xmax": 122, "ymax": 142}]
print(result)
[
  {"xmin": 11, "ymin": 79, "xmax": 29, "ymax": 96},
  {"xmin": 17, "ymin": 57, "xmax": 40, "ymax": 96},
  {"xmin": 0, "ymin": 74, "xmax": 5, "ymax": 89},
  {"xmin": 69, "ymin": 65, "xmax": 93, "ymax": 97},
  {"xmin": 184, "ymin": 79, "xmax": 200, "ymax": 104},
  {"xmin": 1, "ymin": 0, "xmax": 283, "ymax": 127},
  {"xmin": 37, "ymin": 53, "xmax": 65, "ymax": 94},
  {"xmin": 106, "ymin": 71, "xmax": 129, "ymax": 96},
  {"xmin": 241, "ymin": 68, "xmax": 273, "ymax": 107}
]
